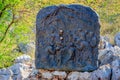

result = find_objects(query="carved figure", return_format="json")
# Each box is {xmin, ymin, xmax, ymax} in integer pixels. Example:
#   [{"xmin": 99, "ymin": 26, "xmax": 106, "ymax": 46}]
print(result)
[{"xmin": 36, "ymin": 4, "xmax": 100, "ymax": 71}]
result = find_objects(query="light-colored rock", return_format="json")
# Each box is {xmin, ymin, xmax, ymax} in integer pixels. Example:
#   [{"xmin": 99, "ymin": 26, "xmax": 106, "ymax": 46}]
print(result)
[
  {"xmin": 10, "ymin": 63, "xmax": 31, "ymax": 80},
  {"xmin": 52, "ymin": 71, "xmax": 67, "ymax": 79},
  {"xmin": 41, "ymin": 71, "xmax": 53, "ymax": 79},
  {"xmin": 0, "ymin": 68, "xmax": 13, "ymax": 75},
  {"xmin": 0, "ymin": 75, "xmax": 12, "ymax": 80},
  {"xmin": 79, "ymin": 72, "xmax": 91, "ymax": 80},
  {"xmin": 15, "ymin": 54, "xmax": 31, "ymax": 63},
  {"xmin": 112, "ymin": 46, "xmax": 120, "ymax": 55},
  {"xmin": 112, "ymin": 59, "xmax": 120, "ymax": 80},
  {"xmin": 101, "ymin": 36, "xmax": 110, "ymax": 42},
  {"xmin": 105, "ymin": 41, "xmax": 113, "ymax": 49},
  {"xmin": 114, "ymin": 32, "xmax": 120, "ymax": 47},
  {"xmin": 67, "ymin": 72, "xmax": 80, "ymax": 80},
  {"xmin": 98, "ymin": 49, "xmax": 114, "ymax": 65},
  {"xmin": 99, "ymin": 36, "xmax": 113, "ymax": 49},
  {"xmin": 98, "ymin": 46, "xmax": 120, "ymax": 65},
  {"xmin": 90, "ymin": 64, "xmax": 112, "ymax": 80},
  {"xmin": 0, "ymin": 68, "xmax": 13, "ymax": 80}
]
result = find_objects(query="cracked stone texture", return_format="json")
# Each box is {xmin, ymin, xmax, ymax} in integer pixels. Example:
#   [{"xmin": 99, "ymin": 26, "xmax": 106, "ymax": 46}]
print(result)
[{"xmin": 36, "ymin": 4, "xmax": 100, "ymax": 71}]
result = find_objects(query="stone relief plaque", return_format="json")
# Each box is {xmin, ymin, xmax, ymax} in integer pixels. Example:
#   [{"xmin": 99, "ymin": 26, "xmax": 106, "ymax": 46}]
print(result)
[{"xmin": 35, "ymin": 4, "xmax": 100, "ymax": 71}]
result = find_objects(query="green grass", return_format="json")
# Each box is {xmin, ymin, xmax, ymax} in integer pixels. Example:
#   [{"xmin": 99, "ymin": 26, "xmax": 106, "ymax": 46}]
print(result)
[{"xmin": 0, "ymin": 51, "xmax": 22, "ymax": 68}]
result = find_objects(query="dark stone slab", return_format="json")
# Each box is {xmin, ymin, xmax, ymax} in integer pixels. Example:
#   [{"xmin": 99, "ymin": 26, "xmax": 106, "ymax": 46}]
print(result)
[{"xmin": 35, "ymin": 4, "xmax": 100, "ymax": 71}]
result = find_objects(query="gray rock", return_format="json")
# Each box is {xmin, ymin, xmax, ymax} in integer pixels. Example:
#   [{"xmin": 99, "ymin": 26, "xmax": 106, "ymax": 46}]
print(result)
[
  {"xmin": 0, "ymin": 75, "xmax": 12, "ymax": 80},
  {"xmin": 15, "ymin": 54, "xmax": 31, "ymax": 63},
  {"xmin": 99, "ymin": 36, "xmax": 113, "ymax": 49},
  {"xmin": 18, "ymin": 42, "xmax": 27, "ymax": 54},
  {"xmin": 52, "ymin": 71, "xmax": 67, "ymax": 79},
  {"xmin": 90, "ymin": 64, "xmax": 112, "ymax": 80},
  {"xmin": 28, "ymin": 69, "xmax": 39, "ymax": 78},
  {"xmin": 67, "ymin": 72, "xmax": 91, "ymax": 80},
  {"xmin": 98, "ymin": 46, "xmax": 120, "ymax": 66},
  {"xmin": 98, "ymin": 49, "xmax": 114, "ymax": 65},
  {"xmin": 18, "ymin": 42, "xmax": 35, "ymax": 54},
  {"xmin": 112, "ymin": 46, "xmax": 120, "ymax": 55},
  {"xmin": 67, "ymin": 72, "xmax": 80, "ymax": 80},
  {"xmin": 79, "ymin": 72, "xmax": 91, "ymax": 80},
  {"xmin": 0, "ymin": 69, "xmax": 12, "ymax": 80},
  {"xmin": 41, "ymin": 71, "xmax": 53, "ymax": 79},
  {"xmin": 0, "ymin": 68, "xmax": 12, "ymax": 75},
  {"xmin": 112, "ymin": 59, "xmax": 120, "ymax": 80},
  {"xmin": 10, "ymin": 63, "xmax": 31, "ymax": 80},
  {"xmin": 114, "ymin": 32, "xmax": 120, "ymax": 47}
]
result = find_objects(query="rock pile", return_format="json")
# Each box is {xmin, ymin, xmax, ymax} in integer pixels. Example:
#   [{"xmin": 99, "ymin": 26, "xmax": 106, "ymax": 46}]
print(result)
[
  {"xmin": 0, "ymin": 35, "xmax": 120, "ymax": 80},
  {"xmin": 0, "ymin": 45, "xmax": 120, "ymax": 80}
]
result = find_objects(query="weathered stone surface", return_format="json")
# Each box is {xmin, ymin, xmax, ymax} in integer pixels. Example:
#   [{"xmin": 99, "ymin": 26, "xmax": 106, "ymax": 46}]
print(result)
[
  {"xmin": 112, "ymin": 59, "xmax": 120, "ymax": 80},
  {"xmin": 79, "ymin": 72, "xmax": 91, "ymax": 80},
  {"xmin": 67, "ymin": 72, "xmax": 91, "ymax": 80},
  {"xmin": 18, "ymin": 42, "xmax": 35, "ymax": 55},
  {"xmin": 0, "ymin": 75, "xmax": 12, "ymax": 80},
  {"xmin": 35, "ymin": 4, "xmax": 100, "ymax": 71},
  {"xmin": 67, "ymin": 72, "xmax": 80, "ymax": 80},
  {"xmin": 98, "ymin": 49, "xmax": 114, "ymax": 65},
  {"xmin": 0, "ymin": 69, "xmax": 12, "ymax": 80},
  {"xmin": 114, "ymin": 32, "xmax": 120, "ymax": 47},
  {"xmin": 52, "ymin": 71, "xmax": 67, "ymax": 79},
  {"xmin": 41, "ymin": 71, "xmax": 53, "ymax": 79},
  {"xmin": 90, "ymin": 64, "xmax": 112, "ymax": 80},
  {"xmin": 99, "ymin": 36, "xmax": 113, "ymax": 49},
  {"xmin": 15, "ymin": 54, "xmax": 31, "ymax": 63},
  {"xmin": 98, "ymin": 46, "xmax": 120, "ymax": 66},
  {"xmin": 9, "ymin": 63, "xmax": 32, "ymax": 80}
]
